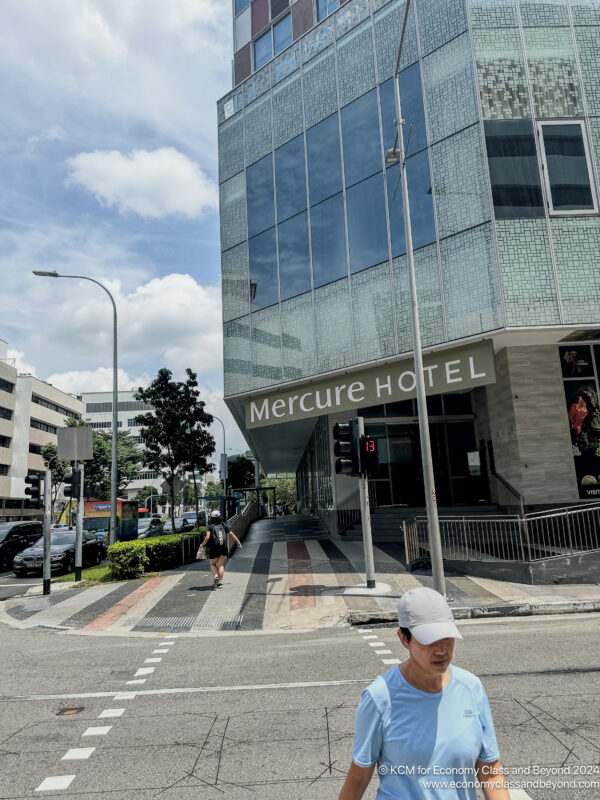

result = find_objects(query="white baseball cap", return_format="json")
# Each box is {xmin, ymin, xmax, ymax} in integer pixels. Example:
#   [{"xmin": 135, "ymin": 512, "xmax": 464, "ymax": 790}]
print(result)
[{"xmin": 397, "ymin": 587, "xmax": 463, "ymax": 645}]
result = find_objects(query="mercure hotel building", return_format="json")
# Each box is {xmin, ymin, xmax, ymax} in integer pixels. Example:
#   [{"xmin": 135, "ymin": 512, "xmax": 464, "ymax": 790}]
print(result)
[{"xmin": 218, "ymin": 0, "xmax": 600, "ymax": 531}]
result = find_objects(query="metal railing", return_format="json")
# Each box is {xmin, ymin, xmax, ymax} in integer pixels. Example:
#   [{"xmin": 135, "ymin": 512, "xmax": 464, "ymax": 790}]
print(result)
[
  {"xmin": 489, "ymin": 471, "xmax": 525, "ymax": 517},
  {"xmin": 337, "ymin": 481, "xmax": 378, "ymax": 535},
  {"xmin": 404, "ymin": 502, "xmax": 600, "ymax": 564}
]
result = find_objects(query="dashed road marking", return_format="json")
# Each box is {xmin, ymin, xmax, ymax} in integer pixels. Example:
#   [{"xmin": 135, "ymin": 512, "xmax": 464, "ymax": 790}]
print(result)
[
  {"xmin": 36, "ymin": 775, "xmax": 76, "ymax": 791},
  {"xmin": 135, "ymin": 667, "xmax": 154, "ymax": 676},
  {"xmin": 375, "ymin": 649, "xmax": 392, "ymax": 654},
  {"xmin": 82, "ymin": 726, "xmax": 112, "ymax": 736},
  {"xmin": 98, "ymin": 708, "xmax": 125, "ymax": 718},
  {"xmin": 362, "ymin": 635, "xmax": 377, "ymax": 640},
  {"xmin": 126, "ymin": 679, "xmax": 146, "ymax": 685},
  {"xmin": 62, "ymin": 748, "xmax": 95, "ymax": 760},
  {"xmin": 368, "ymin": 641, "xmax": 385, "ymax": 647},
  {"xmin": 144, "ymin": 657, "xmax": 161, "ymax": 663},
  {"xmin": 382, "ymin": 658, "xmax": 401, "ymax": 665},
  {"xmin": 153, "ymin": 648, "xmax": 169, "ymax": 653}
]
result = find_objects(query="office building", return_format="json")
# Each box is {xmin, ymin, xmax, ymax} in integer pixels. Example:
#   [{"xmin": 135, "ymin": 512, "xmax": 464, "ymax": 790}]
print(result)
[{"xmin": 219, "ymin": 0, "xmax": 600, "ymax": 532}]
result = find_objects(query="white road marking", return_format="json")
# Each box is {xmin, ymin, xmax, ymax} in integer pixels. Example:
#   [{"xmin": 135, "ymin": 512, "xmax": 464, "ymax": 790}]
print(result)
[
  {"xmin": 114, "ymin": 692, "xmax": 136, "ymax": 700},
  {"xmin": 135, "ymin": 667, "xmax": 155, "ymax": 676},
  {"xmin": 162, "ymin": 641, "xmax": 176, "ymax": 645},
  {"xmin": 153, "ymin": 649, "xmax": 169, "ymax": 653},
  {"xmin": 359, "ymin": 629, "xmax": 372, "ymax": 633},
  {"xmin": 375, "ymin": 649, "xmax": 393, "ymax": 654},
  {"xmin": 368, "ymin": 641, "xmax": 385, "ymax": 647},
  {"xmin": 62, "ymin": 747, "xmax": 95, "ymax": 760},
  {"xmin": 382, "ymin": 659, "xmax": 401, "ymax": 665},
  {"xmin": 36, "ymin": 775, "xmax": 76, "ymax": 791},
  {"xmin": 144, "ymin": 657, "xmax": 162, "ymax": 663},
  {"xmin": 362, "ymin": 635, "xmax": 377, "ymax": 639},
  {"xmin": 509, "ymin": 791, "xmax": 535, "ymax": 799},
  {"xmin": 0, "ymin": 583, "xmax": 35, "ymax": 587},
  {"xmin": 98, "ymin": 708, "xmax": 125, "ymax": 718},
  {"xmin": 126, "ymin": 679, "xmax": 146, "ymax": 685},
  {"xmin": 82, "ymin": 726, "xmax": 112, "ymax": 736}
]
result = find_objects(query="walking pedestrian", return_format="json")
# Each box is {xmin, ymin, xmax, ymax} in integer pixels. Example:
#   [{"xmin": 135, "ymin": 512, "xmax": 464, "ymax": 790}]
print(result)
[
  {"xmin": 200, "ymin": 509, "xmax": 242, "ymax": 589},
  {"xmin": 339, "ymin": 587, "xmax": 509, "ymax": 800}
]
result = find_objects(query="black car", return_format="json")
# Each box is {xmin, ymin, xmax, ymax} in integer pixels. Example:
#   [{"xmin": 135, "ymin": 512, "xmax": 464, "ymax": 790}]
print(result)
[
  {"xmin": 162, "ymin": 517, "xmax": 194, "ymax": 534},
  {"xmin": 137, "ymin": 517, "xmax": 164, "ymax": 539},
  {"xmin": 13, "ymin": 531, "xmax": 104, "ymax": 576},
  {"xmin": 0, "ymin": 521, "xmax": 43, "ymax": 571}
]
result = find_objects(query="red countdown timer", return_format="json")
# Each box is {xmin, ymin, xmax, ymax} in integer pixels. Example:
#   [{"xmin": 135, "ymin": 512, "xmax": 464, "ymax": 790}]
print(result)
[
  {"xmin": 360, "ymin": 436, "xmax": 379, "ymax": 477},
  {"xmin": 364, "ymin": 438, "xmax": 376, "ymax": 453}
]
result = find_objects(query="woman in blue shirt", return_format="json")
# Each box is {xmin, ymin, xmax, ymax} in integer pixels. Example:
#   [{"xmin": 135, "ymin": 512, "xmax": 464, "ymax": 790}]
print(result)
[{"xmin": 339, "ymin": 587, "xmax": 510, "ymax": 800}]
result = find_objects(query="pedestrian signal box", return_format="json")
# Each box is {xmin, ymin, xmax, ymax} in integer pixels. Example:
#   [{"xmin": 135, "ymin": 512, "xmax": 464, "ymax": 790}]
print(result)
[
  {"xmin": 63, "ymin": 469, "xmax": 81, "ymax": 499},
  {"xmin": 24, "ymin": 472, "xmax": 43, "ymax": 508},
  {"xmin": 360, "ymin": 436, "xmax": 379, "ymax": 478},
  {"xmin": 333, "ymin": 420, "xmax": 360, "ymax": 476}
]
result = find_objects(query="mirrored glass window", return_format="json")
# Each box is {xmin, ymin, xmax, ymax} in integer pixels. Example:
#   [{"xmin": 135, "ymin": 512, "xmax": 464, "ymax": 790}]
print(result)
[
  {"xmin": 386, "ymin": 152, "xmax": 436, "ymax": 256},
  {"xmin": 275, "ymin": 135, "xmax": 307, "ymax": 222},
  {"xmin": 317, "ymin": 0, "xmax": 338, "ymax": 21},
  {"xmin": 307, "ymin": 114, "xmax": 343, "ymax": 206},
  {"xmin": 341, "ymin": 89, "xmax": 382, "ymax": 188},
  {"xmin": 379, "ymin": 64, "xmax": 428, "ymax": 156},
  {"xmin": 249, "ymin": 228, "xmax": 279, "ymax": 309},
  {"xmin": 236, "ymin": 0, "xmax": 250, "ymax": 14},
  {"xmin": 346, "ymin": 172, "xmax": 389, "ymax": 272},
  {"xmin": 310, "ymin": 193, "xmax": 347, "ymax": 288},
  {"xmin": 273, "ymin": 15, "xmax": 292, "ymax": 55},
  {"xmin": 255, "ymin": 30, "xmax": 272, "ymax": 69},
  {"xmin": 540, "ymin": 122, "xmax": 596, "ymax": 213},
  {"xmin": 485, "ymin": 120, "xmax": 544, "ymax": 219},
  {"xmin": 247, "ymin": 155, "xmax": 274, "ymax": 237},
  {"xmin": 278, "ymin": 212, "xmax": 311, "ymax": 300}
]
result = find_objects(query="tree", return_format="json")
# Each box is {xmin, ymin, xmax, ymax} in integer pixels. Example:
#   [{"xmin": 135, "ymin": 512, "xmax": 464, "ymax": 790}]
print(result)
[
  {"xmin": 135, "ymin": 485, "xmax": 167, "ymax": 515},
  {"xmin": 180, "ymin": 372, "xmax": 215, "ymax": 528},
  {"xmin": 40, "ymin": 442, "xmax": 69, "ymax": 517},
  {"xmin": 65, "ymin": 419, "xmax": 143, "ymax": 500},
  {"xmin": 228, "ymin": 456, "xmax": 256, "ymax": 490},
  {"xmin": 134, "ymin": 368, "xmax": 215, "ymax": 532},
  {"xmin": 264, "ymin": 477, "xmax": 297, "ymax": 510}
]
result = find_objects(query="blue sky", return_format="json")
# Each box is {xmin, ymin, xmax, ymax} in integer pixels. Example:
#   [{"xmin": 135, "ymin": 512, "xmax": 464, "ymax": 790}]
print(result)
[{"xmin": 0, "ymin": 1, "xmax": 250, "ymax": 456}]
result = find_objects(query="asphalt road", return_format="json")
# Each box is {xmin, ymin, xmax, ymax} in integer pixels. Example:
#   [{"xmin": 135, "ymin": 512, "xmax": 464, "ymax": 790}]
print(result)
[
  {"xmin": 0, "ymin": 568, "xmax": 43, "ymax": 601},
  {"xmin": 0, "ymin": 612, "xmax": 599, "ymax": 799}
]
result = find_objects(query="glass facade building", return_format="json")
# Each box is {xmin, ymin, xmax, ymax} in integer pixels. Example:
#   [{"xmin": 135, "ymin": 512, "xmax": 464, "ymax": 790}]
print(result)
[{"xmin": 219, "ymin": 0, "xmax": 600, "ymax": 528}]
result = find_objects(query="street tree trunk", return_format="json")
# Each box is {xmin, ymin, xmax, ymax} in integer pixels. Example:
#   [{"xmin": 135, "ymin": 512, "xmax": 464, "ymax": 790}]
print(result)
[{"xmin": 192, "ymin": 472, "xmax": 200, "ymax": 529}]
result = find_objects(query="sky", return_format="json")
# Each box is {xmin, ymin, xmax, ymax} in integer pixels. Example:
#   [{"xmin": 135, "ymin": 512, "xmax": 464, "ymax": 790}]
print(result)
[{"xmin": 0, "ymin": 1, "xmax": 250, "ymax": 461}]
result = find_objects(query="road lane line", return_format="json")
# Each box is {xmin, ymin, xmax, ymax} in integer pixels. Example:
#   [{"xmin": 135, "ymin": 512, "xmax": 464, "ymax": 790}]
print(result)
[
  {"xmin": 362, "ymin": 635, "xmax": 377, "ymax": 639},
  {"xmin": 153, "ymin": 649, "xmax": 169, "ymax": 653},
  {"xmin": 36, "ymin": 775, "xmax": 76, "ymax": 791},
  {"xmin": 82, "ymin": 726, "xmax": 112, "ymax": 736},
  {"xmin": 368, "ymin": 641, "xmax": 385, "ymax": 647},
  {"xmin": 62, "ymin": 748, "xmax": 95, "ymax": 760},
  {"xmin": 144, "ymin": 657, "xmax": 162, "ymax": 663},
  {"xmin": 135, "ymin": 667, "xmax": 155, "ymax": 676},
  {"xmin": 98, "ymin": 708, "xmax": 125, "ymax": 718},
  {"xmin": 375, "ymin": 649, "xmax": 393, "ymax": 654},
  {"xmin": 382, "ymin": 658, "xmax": 401, "ymax": 665},
  {"xmin": 114, "ymin": 692, "xmax": 136, "ymax": 700},
  {"xmin": 126, "ymin": 679, "xmax": 147, "ymax": 685}
]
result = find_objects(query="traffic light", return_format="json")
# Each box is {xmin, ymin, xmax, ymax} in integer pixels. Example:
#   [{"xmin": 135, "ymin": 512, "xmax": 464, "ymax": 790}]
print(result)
[
  {"xmin": 24, "ymin": 472, "xmax": 43, "ymax": 508},
  {"xmin": 84, "ymin": 482, "xmax": 96, "ymax": 499},
  {"xmin": 333, "ymin": 420, "xmax": 360, "ymax": 476},
  {"xmin": 63, "ymin": 469, "xmax": 81, "ymax": 499},
  {"xmin": 360, "ymin": 436, "xmax": 379, "ymax": 478}
]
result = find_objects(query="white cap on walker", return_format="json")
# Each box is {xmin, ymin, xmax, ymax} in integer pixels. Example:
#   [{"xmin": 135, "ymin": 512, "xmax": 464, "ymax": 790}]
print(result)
[{"xmin": 397, "ymin": 587, "xmax": 463, "ymax": 645}]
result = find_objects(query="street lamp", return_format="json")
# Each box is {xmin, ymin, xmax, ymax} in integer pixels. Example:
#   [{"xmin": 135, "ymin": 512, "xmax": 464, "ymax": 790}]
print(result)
[
  {"xmin": 384, "ymin": 0, "xmax": 446, "ymax": 595},
  {"xmin": 33, "ymin": 269, "xmax": 120, "ymax": 546},
  {"xmin": 209, "ymin": 414, "xmax": 227, "ymax": 499}
]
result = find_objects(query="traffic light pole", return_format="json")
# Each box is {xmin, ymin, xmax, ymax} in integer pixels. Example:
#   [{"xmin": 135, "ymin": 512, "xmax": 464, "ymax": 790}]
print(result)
[
  {"xmin": 75, "ymin": 462, "xmax": 84, "ymax": 582},
  {"xmin": 42, "ymin": 469, "xmax": 52, "ymax": 596},
  {"xmin": 357, "ymin": 417, "xmax": 376, "ymax": 589}
]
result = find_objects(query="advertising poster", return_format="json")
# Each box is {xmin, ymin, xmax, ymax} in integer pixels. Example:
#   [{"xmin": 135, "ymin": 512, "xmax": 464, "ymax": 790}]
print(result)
[{"xmin": 562, "ymin": 345, "xmax": 600, "ymax": 498}]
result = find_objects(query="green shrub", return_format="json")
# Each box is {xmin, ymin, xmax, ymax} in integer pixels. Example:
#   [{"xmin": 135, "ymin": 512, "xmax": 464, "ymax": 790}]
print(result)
[
  {"xmin": 108, "ymin": 541, "xmax": 149, "ymax": 579},
  {"xmin": 144, "ymin": 535, "xmax": 181, "ymax": 571}
]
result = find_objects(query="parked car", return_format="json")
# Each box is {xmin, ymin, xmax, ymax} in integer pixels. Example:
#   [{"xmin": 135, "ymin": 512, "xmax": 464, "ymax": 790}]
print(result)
[
  {"xmin": 181, "ymin": 510, "xmax": 205, "ymax": 528},
  {"xmin": 0, "ymin": 521, "xmax": 43, "ymax": 571},
  {"xmin": 94, "ymin": 532, "xmax": 109, "ymax": 555},
  {"xmin": 13, "ymin": 530, "xmax": 103, "ymax": 576},
  {"xmin": 162, "ymin": 517, "xmax": 194, "ymax": 534},
  {"xmin": 137, "ymin": 517, "xmax": 164, "ymax": 539}
]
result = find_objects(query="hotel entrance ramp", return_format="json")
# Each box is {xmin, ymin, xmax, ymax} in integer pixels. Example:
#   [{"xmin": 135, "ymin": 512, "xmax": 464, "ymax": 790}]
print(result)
[{"xmin": 243, "ymin": 514, "xmax": 328, "ymax": 544}]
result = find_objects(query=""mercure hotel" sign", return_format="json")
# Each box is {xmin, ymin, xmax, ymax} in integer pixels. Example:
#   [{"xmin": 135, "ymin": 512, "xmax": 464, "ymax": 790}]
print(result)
[{"xmin": 246, "ymin": 340, "xmax": 496, "ymax": 429}]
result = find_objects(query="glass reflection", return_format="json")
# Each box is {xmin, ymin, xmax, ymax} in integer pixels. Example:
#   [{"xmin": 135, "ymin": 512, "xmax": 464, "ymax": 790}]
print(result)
[
  {"xmin": 307, "ymin": 113, "xmax": 343, "ymax": 206},
  {"xmin": 249, "ymin": 228, "xmax": 279, "ymax": 309},
  {"xmin": 386, "ymin": 151, "xmax": 436, "ymax": 256},
  {"xmin": 346, "ymin": 173, "xmax": 389, "ymax": 272},
  {"xmin": 273, "ymin": 14, "xmax": 292, "ymax": 55},
  {"xmin": 310, "ymin": 193, "xmax": 348, "ymax": 288},
  {"xmin": 485, "ymin": 120, "xmax": 544, "ymax": 219},
  {"xmin": 341, "ymin": 89, "xmax": 382, "ymax": 188},
  {"xmin": 379, "ymin": 64, "xmax": 428, "ymax": 155},
  {"xmin": 275, "ymin": 135, "xmax": 307, "ymax": 222},
  {"xmin": 541, "ymin": 123, "xmax": 595, "ymax": 212},
  {"xmin": 278, "ymin": 212, "xmax": 311, "ymax": 300},
  {"xmin": 255, "ymin": 30, "xmax": 272, "ymax": 69},
  {"xmin": 247, "ymin": 155, "xmax": 274, "ymax": 237}
]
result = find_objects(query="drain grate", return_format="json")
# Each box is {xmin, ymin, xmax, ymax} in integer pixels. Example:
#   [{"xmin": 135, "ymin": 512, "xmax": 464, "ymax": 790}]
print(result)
[
  {"xmin": 131, "ymin": 613, "xmax": 243, "ymax": 631},
  {"xmin": 134, "ymin": 616, "xmax": 196, "ymax": 630},
  {"xmin": 192, "ymin": 613, "xmax": 243, "ymax": 631}
]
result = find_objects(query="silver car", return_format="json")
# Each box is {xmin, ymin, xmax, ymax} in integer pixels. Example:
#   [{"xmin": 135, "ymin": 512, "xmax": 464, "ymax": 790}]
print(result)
[{"xmin": 137, "ymin": 517, "xmax": 164, "ymax": 539}]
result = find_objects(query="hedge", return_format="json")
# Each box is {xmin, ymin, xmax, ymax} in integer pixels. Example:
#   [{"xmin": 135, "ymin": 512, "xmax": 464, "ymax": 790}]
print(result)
[{"xmin": 108, "ymin": 528, "xmax": 206, "ymax": 579}]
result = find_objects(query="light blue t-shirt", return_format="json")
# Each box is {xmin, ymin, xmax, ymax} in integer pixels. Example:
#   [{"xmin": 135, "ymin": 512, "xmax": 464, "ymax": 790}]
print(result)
[{"xmin": 352, "ymin": 664, "xmax": 500, "ymax": 800}]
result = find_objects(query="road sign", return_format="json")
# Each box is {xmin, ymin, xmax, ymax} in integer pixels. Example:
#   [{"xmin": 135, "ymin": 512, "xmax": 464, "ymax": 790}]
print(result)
[
  {"xmin": 57, "ymin": 427, "xmax": 93, "ymax": 462},
  {"xmin": 160, "ymin": 477, "xmax": 185, "ymax": 494}
]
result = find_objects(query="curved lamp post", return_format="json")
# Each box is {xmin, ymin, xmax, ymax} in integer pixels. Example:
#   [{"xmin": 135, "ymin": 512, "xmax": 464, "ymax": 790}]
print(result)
[{"xmin": 33, "ymin": 270, "xmax": 119, "ymax": 546}]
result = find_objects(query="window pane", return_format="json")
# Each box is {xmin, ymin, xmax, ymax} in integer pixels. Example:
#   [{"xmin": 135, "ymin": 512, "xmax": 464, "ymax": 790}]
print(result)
[
  {"xmin": 317, "ymin": 0, "xmax": 338, "ymax": 21},
  {"xmin": 255, "ymin": 30, "xmax": 272, "ymax": 69},
  {"xmin": 249, "ymin": 228, "xmax": 279, "ymax": 309},
  {"xmin": 542, "ymin": 123, "xmax": 595, "ymax": 212},
  {"xmin": 307, "ymin": 113, "xmax": 342, "ymax": 205},
  {"xmin": 236, "ymin": 0, "xmax": 250, "ymax": 14},
  {"xmin": 346, "ymin": 173, "xmax": 389, "ymax": 272},
  {"xmin": 247, "ymin": 155, "xmax": 274, "ymax": 237},
  {"xmin": 485, "ymin": 120, "xmax": 544, "ymax": 219},
  {"xmin": 273, "ymin": 14, "xmax": 292, "ymax": 55},
  {"xmin": 275, "ymin": 135, "xmax": 306, "ymax": 222},
  {"xmin": 379, "ymin": 64, "xmax": 428, "ymax": 156},
  {"xmin": 341, "ymin": 89, "xmax": 382, "ymax": 187},
  {"xmin": 386, "ymin": 151, "xmax": 436, "ymax": 257},
  {"xmin": 278, "ymin": 212, "xmax": 311, "ymax": 300},
  {"xmin": 311, "ymin": 193, "xmax": 347, "ymax": 288}
]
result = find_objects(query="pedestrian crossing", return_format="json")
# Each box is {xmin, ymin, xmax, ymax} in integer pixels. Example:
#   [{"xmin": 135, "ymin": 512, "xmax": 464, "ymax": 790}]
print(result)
[{"xmin": 4, "ymin": 518, "xmax": 600, "ymax": 635}]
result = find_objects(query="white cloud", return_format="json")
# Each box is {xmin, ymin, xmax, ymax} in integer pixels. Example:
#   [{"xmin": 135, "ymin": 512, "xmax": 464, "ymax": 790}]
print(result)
[
  {"xmin": 26, "ymin": 125, "xmax": 65, "ymax": 153},
  {"xmin": 45, "ymin": 367, "xmax": 150, "ymax": 396},
  {"xmin": 66, "ymin": 148, "xmax": 218, "ymax": 219},
  {"xmin": 7, "ymin": 349, "xmax": 37, "ymax": 375}
]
